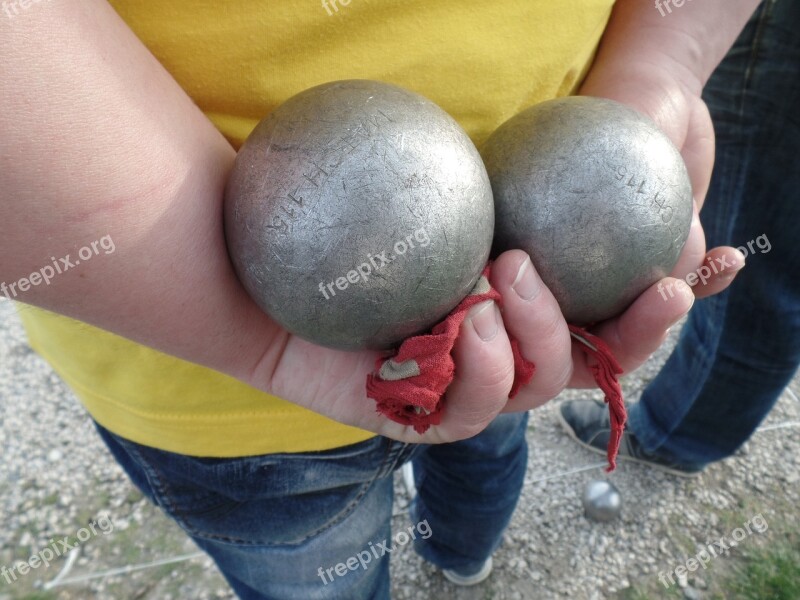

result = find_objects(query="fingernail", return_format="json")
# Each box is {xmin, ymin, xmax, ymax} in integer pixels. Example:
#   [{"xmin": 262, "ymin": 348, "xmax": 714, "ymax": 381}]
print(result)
[
  {"xmin": 512, "ymin": 257, "xmax": 540, "ymax": 300},
  {"xmin": 469, "ymin": 300, "xmax": 498, "ymax": 341},
  {"xmin": 730, "ymin": 249, "xmax": 747, "ymax": 271}
]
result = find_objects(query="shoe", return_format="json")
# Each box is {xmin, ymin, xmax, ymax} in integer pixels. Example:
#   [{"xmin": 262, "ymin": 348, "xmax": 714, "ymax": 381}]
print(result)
[
  {"xmin": 442, "ymin": 557, "xmax": 493, "ymax": 586},
  {"xmin": 401, "ymin": 461, "xmax": 417, "ymax": 501},
  {"xmin": 557, "ymin": 399, "xmax": 705, "ymax": 478}
]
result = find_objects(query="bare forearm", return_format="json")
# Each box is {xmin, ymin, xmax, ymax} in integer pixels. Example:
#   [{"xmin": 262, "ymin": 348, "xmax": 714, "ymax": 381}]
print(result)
[
  {"xmin": 584, "ymin": 0, "xmax": 761, "ymax": 93},
  {"xmin": 0, "ymin": 0, "xmax": 280, "ymax": 381}
]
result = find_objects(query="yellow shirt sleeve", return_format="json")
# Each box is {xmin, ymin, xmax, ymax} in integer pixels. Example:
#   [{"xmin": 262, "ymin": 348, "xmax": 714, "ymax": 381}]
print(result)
[{"xmin": 19, "ymin": 0, "xmax": 614, "ymax": 457}]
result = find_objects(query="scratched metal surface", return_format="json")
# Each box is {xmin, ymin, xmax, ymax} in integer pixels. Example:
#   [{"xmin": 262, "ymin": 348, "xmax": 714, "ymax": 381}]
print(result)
[
  {"xmin": 224, "ymin": 80, "xmax": 494, "ymax": 350},
  {"xmin": 485, "ymin": 96, "xmax": 693, "ymax": 324}
]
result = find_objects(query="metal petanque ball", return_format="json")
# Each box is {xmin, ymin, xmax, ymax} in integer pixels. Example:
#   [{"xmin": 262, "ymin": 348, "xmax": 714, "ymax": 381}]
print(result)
[
  {"xmin": 484, "ymin": 96, "xmax": 693, "ymax": 324},
  {"xmin": 224, "ymin": 80, "xmax": 494, "ymax": 350},
  {"xmin": 583, "ymin": 480, "xmax": 622, "ymax": 522}
]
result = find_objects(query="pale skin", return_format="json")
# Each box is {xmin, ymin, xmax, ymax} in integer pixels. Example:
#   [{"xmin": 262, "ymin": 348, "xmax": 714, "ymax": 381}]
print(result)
[{"xmin": 0, "ymin": 0, "xmax": 759, "ymax": 444}]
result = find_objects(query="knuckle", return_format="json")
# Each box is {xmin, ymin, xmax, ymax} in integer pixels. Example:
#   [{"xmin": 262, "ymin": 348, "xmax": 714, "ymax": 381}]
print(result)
[
  {"xmin": 462, "ymin": 360, "xmax": 516, "ymax": 397},
  {"xmin": 535, "ymin": 308, "xmax": 568, "ymax": 342}
]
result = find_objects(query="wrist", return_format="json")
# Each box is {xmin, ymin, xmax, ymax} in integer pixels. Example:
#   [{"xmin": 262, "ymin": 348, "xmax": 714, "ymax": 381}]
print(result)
[
  {"xmin": 582, "ymin": 64, "xmax": 695, "ymax": 123},
  {"xmin": 579, "ymin": 0, "xmax": 763, "ymax": 116}
]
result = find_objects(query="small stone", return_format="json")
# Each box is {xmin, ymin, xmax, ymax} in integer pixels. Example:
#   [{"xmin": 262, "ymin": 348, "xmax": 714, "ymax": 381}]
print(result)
[
  {"xmin": 694, "ymin": 577, "xmax": 708, "ymax": 590},
  {"xmin": 19, "ymin": 531, "xmax": 33, "ymax": 547},
  {"xmin": 683, "ymin": 585, "xmax": 702, "ymax": 600},
  {"xmin": 677, "ymin": 571, "xmax": 689, "ymax": 588},
  {"xmin": 528, "ymin": 569, "xmax": 543, "ymax": 582}
]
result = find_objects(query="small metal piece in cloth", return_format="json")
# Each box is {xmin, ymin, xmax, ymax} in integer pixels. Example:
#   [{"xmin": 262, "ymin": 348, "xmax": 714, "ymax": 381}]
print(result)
[
  {"xmin": 469, "ymin": 275, "xmax": 491, "ymax": 296},
  {"xmin": 379, "ymin": 358, "xmax": 421, "ymax": 381}
]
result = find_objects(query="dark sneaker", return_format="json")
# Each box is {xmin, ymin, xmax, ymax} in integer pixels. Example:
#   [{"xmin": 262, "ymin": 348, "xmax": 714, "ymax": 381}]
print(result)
[{"xmin": 557, "ymin": 399, "xmax": 705, "ymax": 478}]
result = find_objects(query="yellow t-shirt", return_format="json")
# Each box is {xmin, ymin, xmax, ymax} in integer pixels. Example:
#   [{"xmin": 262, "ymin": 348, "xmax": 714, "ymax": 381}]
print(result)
[{"xmin": 18, "ymin": 0, "xmax": 614, "ymax": 457}]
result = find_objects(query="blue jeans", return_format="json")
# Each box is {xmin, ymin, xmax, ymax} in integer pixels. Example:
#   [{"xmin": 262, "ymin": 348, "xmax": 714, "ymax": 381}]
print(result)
[
  {"xmin": 630, "ymin": 0, "xmax": 800, "ymax": 468},
  {"xmin": 94, "ymin": 411, "xmax": 528, "ymax": 599}
]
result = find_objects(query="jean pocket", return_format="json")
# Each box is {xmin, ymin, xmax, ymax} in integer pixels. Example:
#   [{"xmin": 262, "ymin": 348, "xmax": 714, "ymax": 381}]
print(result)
[{"xmin": 117, "ymin": 434, "xmax": 393, "ymax": 546}]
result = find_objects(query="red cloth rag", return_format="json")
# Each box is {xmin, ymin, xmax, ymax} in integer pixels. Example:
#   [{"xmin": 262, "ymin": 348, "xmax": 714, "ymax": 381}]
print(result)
[
  {"xmin": 366, "ymin": 264, "xmax": 627, "ymax": 471},
  {"xmin": 567, "ymin": 325, "xmax": 627, "ymax": 472}
]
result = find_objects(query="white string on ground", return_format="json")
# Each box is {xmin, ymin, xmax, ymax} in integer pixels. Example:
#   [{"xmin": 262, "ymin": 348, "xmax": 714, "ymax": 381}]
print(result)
[
  {"xmin": 41, "ymin": 546, "xmax": 79, "ymax": 590},
  {"xmin": 786, "ymin": 386, "xmax": 799, "ymax": 404},
  {"xmin": 754, "ymin": 388, "xmax": 800, "ymax": 432},
  {"xmin": 528, "ymin": 461, "xmax": 608, "ymax": 485},
  {"xmin": 757, "ymin": 421, "xmax": 800, "ymax": 432},
  {"xmin": 42, "ymin": 551, "xmax": 205, "ymax": 590}
]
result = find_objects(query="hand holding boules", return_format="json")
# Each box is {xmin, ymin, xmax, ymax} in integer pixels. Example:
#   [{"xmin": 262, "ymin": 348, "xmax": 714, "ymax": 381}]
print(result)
[
  {"xmin": 544, "ymin": 66, "xmax": 748, "ymax": 391},
  {"xmin": 578, "ymin": 66, "xmax": 746, "ymax": 301},
  {"xmin": 225, "ymin": 80, "xmax": 730, "ymax": 443},
  {"xmin": 224, "ymin": 81, "xmax": 579, "ymax": 443}
]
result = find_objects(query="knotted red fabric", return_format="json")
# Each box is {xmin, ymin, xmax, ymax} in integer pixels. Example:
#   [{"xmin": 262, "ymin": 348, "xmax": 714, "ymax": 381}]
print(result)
[
  {"xmin": 366, "ymin": 263, "xmax": 627, "ymax": 471},
  {"xmin": 567, "ymin": 325, "xmax": 627, "ymax": 472}
]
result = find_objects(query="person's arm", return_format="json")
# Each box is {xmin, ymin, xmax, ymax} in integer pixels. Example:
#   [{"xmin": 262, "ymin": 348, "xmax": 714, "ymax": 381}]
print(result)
[
  {"xmin": 0, "ymin": 1, "xmax": 254, "ymax": 373},
  {"xmin": 582, "ymin": 0, "xmax": 759, "ymax": 296},
  {"xmin": 552, "ymin": 0, "xmax": 760, "ymax": 389},
  {"xmin": 0, "ymin": 0, "xmax": 698, "ymax": 442},
  {"xmin": 585, "ymin": 0, "xmax": 762, "ymax": 100}
]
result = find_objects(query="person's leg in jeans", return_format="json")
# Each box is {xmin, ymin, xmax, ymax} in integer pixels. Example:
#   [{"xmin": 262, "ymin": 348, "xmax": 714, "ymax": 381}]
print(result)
[
  {"xmin": 409, "ymin": 412, "xmax": 529, "ymax": 576},
  {"xmin": 93, "ymin": 411, "xmax": 529, "ymax": 597},
  {"xmin": 561, "ymin": 0, "xmax": 800, "ymax": 471},
  {"xmin": 630, "ymin": 0, "xmax": 800, "ymax": 466},
  {"xmin": 94, "ymin": 422, "xmax": 412, "ymax": 600}
]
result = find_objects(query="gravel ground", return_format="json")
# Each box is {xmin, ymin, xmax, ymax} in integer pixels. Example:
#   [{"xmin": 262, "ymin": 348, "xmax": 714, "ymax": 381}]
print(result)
[{"xmin": 1, "ymin": 298, "xmax": 798, "ymax": 599}]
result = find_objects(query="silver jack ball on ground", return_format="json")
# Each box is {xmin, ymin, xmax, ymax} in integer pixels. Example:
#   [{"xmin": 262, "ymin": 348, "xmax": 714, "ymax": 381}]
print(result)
[
  {"xmin": 484, "ymin": 96, "xmax": 693, "ymax": 324},
  {"xmin": 583, "ymin": 480, "xmax": 622, "ymax": 522},
  {"xmin": 225, "ymin": 80, "xmax": 494, "ymax": 350}
]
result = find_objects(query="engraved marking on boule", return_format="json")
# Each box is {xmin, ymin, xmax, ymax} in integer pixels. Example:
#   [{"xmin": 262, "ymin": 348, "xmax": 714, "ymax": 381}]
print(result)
[{"xmin": 225, "ymin": 80, "xmax": 494, "ymax": 349}]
